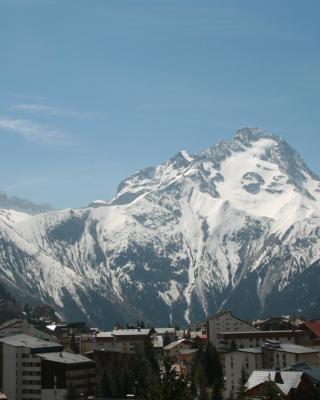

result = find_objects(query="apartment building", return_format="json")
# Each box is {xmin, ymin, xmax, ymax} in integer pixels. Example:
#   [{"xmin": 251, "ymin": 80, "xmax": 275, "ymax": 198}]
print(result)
[
  {"xmin": 223, "ymin": 340, "xmax": 320, "ymax": 399},
  {"xmin": 0, "ymin": 334, "xmax": 95, "ymax": 400},
  {"xmin": 217, "ymin": 329, "xmax": 307, "ymax": 352},
  {"xmin": 207, "ymin": 310, "xmax": 259, "ymax": 351}
]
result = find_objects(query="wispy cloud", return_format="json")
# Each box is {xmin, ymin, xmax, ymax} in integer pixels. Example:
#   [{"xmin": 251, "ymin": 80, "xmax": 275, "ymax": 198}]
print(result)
[
  {"xmin": 0, "ymin": 117, "xmax": 72, "ymax": 145},
  {"xmin": 12, "ymin": 103, "xmax": 105, "ymax": 119}
]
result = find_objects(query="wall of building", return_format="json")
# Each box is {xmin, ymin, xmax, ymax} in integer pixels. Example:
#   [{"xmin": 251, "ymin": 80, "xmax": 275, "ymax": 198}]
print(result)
[
  {"xmin": 219, "ymin": 333, "xmax": 297, "ymax": 352},
  {"xmin": 224, "ymin": 351, "xmax": 262, "ymax": 399},
  {"xmin": 1, "ymin": 344, "xmax": 17, "ymax": 400},
  {"xmin": 208, "ymin": 312, "xmax": 258, "ymax": 351}
]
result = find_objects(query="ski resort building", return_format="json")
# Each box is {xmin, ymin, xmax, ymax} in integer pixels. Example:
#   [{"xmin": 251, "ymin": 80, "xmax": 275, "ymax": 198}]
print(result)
[{"xmin": 0, "ymin": 334, "xmax": 95, "ymax": 400}]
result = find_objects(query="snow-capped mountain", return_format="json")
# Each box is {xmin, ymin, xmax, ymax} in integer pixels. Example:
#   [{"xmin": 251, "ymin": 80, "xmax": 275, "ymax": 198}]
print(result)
[
  {"xmin": 0, "ymin": 127, "xmax": 319, "ymax": 327},
  {"xmin": 0, "ymin": 191, "xmax": 53, "ymax": 215}
]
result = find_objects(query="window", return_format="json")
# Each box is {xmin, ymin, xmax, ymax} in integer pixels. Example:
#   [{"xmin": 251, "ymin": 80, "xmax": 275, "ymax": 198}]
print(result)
[
  {"xmin": 22, "ymin": 389, "xmax": 41, "ymax": 394},
  {"xmin": 23, "ymin": 380, "xmax": 41, "ymax": 385}
]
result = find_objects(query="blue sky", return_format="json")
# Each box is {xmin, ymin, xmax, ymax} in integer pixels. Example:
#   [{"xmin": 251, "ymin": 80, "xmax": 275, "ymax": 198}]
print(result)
[{"xmin": 0, "ymin": 0, "xmax": 319, "ymax": 208}]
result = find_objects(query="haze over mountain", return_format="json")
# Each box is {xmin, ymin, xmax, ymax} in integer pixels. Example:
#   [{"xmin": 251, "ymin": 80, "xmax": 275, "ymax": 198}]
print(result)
[{"xmin": 0, "ymin": 127, "xmax": 319, "ymax": 327}]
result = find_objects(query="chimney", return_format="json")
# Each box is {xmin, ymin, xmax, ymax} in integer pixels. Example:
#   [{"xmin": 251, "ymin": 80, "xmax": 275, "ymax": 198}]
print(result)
[{"xmin": 274, "ymin": 369, "xmax": 283, "ymax": 384}]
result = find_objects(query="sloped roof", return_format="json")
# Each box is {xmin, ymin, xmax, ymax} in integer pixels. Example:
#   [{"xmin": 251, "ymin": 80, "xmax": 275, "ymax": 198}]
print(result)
[
  {"xmin": 164, "ymin": 339, "xmax": 186, "ymax": 350},
  {"xmin": 37, "ymin": 351, "xmax": 94, "ymax": 365},
  {"xmin": 0, "ymin": 334, "xmax": 62, "ymax": 351},
  {"xmin": 96, "ymin": 331, "xmax": 113, "ymax": 339},
  {"xmin": 207, "ymin": 310, "xmax": 230, "ymax": 320},
  {"xmin": 303, "ymin": 322, "xmax": 320, "ymax": 338},
  {"xmin": 263, "ymin": 342, "xmax": 320, "ymax": 354},
  {"xmin": 112, "ymin": 328, "xmax": 150, "ymax": 336},
  {"xmin": 286, "ymin": 362, "xmax": 320, "ymax": 384},
  {"xmin": 247, "ymin": 370, "xmax": 304, "ymax": 395},
  {"xmin": 0, "ymin": 318, "xmax": 21, "ymax": 330}
]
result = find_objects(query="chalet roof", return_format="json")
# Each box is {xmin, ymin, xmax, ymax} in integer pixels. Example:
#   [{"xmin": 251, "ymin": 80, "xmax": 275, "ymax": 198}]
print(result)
[
  {"xmin": 303, "ymin": 322, "xmax": 320, "ymax": 338},
  {"xmin": 247, "ymin": 370, "xmax": 304, "ymax": 395}
]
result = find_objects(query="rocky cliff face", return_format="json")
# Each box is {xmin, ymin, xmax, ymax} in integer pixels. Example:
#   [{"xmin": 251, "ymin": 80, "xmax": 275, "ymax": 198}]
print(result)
[{"xmin": 0, "ymin": 128, "xmax": 319, "ymax": 327}]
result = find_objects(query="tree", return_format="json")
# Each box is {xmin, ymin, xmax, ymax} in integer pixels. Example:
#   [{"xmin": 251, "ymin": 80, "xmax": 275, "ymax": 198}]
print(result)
[
  {"xmin": 263, "ymin": 379, "xmax": 281, "ymax": 400},
  {"xmin": 144, "ymin": 358, "xmax": 193, "ymax": 400},
  {"xmin": 212, "ymin": 382, "xmax": 223, "ymax": 400},
  {"xmin": 205, "ymin": 343, "xmax": 223, "ymax": 389},
  {"xmin": 64, "ymin": 384, "xmax": 78, "ymax": 400},
  {"xmin": 236, "ymin": 365, "xmax": 249, "ymax": 399},
  {"xmin": 70, "ymin": 333, "xmax": 79, "ymax": 354}
]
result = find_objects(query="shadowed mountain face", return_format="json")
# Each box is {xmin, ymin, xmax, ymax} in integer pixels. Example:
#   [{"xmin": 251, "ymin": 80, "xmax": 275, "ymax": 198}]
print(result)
[{"xmin": 0, "ymin": 127, "xmax": 319, "ymax": 328}]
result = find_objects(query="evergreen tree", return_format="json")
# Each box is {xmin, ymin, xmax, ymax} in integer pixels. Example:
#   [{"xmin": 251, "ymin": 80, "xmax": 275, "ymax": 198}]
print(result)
[
  {"xmin": 70, "ymin": 333, "xmax": 79, "ymax": 354},
  {"xmin": 205, "ymin": 343, "xmax": 223, "ymax": 389},
  {"xmin": 144, "ymin": 358, "xmax": 193, "ymax": 400},
  {"xmin": 263, "ymin": 380, "xmax": 281, "ymax": 400},
  {"xmin": 212, "ymin": 382, "xmax": 223, "ymax": 400},
  {"xmin": 236, "ymin": 365, "xmax": 249, "ymax": 399}
]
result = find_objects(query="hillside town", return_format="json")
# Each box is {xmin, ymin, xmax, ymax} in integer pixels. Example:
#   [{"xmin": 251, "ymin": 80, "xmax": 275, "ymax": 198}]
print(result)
[{"xmin": 1, "ymin": 309, "xmax": 320, "ymax": 399}]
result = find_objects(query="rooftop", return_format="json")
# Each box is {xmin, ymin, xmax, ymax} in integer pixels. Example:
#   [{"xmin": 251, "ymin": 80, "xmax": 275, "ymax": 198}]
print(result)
[
  {"xmin": 247, "ymin": 370, "xmax": 304, "ymax": 395},
  {"xmin": 285, "ymin": 363, "xmax": 320, "ymax": 383},
  {"xmin": 303, "ymin": 322, "xmax": 320, "ymax": 338},
  {"xmin": 164, "ymin": 339, "xmax": 186, "ymax": 350},
  {"xmin": 218, "ymin": 330, "xmax": 305, "ymax": 337},
  {"xmin": 112, "ymin": 329, "xmax": 150, "ymax": 337},
  {"xmin": 207, "ymin": 310, "xmax": 231, "ymax": 320},
  {"xmin": 237, "ymin": 347, "xmax": 262, "ymax": 354},
  {"xmin": 96, "ymin": 331, "xmax": 113, "ymax": 339},
  {"xmin": 263, "ymin": 342, "xmax": 320, "ymax": 354},
  {"xmin": 155, "ymin": 327, "xmax": 176, "ymax": 335},
  {"xmin": 0, "ymin": 334, "xmax": 62, "ymax": 351},
  {"xmin": 37, "ymin": 351, "xmax": 95, "ymax": 365}
]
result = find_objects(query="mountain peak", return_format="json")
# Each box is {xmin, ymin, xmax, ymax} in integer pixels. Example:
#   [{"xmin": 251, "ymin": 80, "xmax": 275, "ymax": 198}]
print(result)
[{"xmin": 234, "ymin": 126, "xmax": 266, "ymax": 141}]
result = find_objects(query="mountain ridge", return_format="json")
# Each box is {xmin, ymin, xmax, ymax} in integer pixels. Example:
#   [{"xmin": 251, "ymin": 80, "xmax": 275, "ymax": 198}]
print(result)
[{"xmin": 0, "ymin": 127, "xmax": 319, "ymax": 327}]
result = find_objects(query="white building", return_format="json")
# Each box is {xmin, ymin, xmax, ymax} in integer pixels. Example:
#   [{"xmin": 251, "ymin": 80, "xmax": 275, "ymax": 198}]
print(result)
[
  {"xmin": 224, "ymin": 347, "xmax": 262, "ymax": 398},
  {"xmin": 0, "ymin": 334, "xmax": 95, "ymax": 400},
  {"xmin": 223, "ymin": 340, "xmax": 320, "ymax": 399},
  {"xmin": 207, "ymin": 310, "xmax": 259, "ymax": 351}
]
